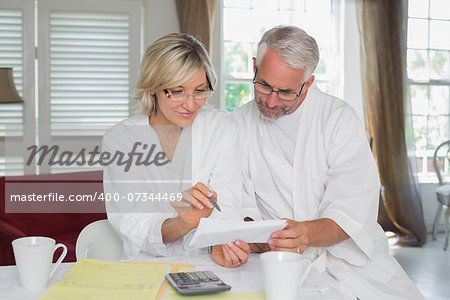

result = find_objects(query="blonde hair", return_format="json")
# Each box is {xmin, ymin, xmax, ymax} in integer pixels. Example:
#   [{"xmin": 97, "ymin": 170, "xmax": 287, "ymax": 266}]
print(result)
[
  {"xmin": 135, "ymin": 33, "xmax": 216, "ymax": 116},
  {"xmin": 256, "ymin": 26, "xmax": 319, "ymax": 79}
]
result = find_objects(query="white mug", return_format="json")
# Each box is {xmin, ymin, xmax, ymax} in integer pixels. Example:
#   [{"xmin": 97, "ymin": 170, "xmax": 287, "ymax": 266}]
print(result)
[
  {"xmin": 260, "ymin": 251, "xmax": 312, "ymax": 300},
  {"xmin": 12, "ymin": 236, "xmax": 67, "ymax": 290}
]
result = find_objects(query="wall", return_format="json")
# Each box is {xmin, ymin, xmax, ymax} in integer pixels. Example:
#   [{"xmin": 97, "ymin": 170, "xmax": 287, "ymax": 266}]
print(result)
[
  {"xmin": 142, "ymin": 0, "xmax": 223, "ymax": 107},
  {"xmin": 144, "ymin": 0, "xmax": 179, "ymax": 48},
  {"xmin": 342, "ymin": 0, "xmax": 364, "ymax": 123},
  {"xmin": 421, "ymin": 182, "xmax": 443, "ymax": 233}
]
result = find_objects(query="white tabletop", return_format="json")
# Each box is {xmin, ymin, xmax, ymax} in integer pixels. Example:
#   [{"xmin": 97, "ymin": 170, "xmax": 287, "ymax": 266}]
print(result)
[{"xmin": 0, "ymin": 254, "xmax": 353, "ymax": 300}]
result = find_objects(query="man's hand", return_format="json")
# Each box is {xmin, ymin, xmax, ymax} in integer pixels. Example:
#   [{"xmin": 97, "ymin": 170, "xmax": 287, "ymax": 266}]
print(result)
[
  {"xmin": 242, "ymin": 217, "xmax": 271, "ymax": 253},
  {"xmin": 212, "ymin": 240, "xmax": 251, "ymax": 268},
  {"xmin": 249, "ymin": 243, "xmax": 271, "ymax": 253},
  {"xmin": 268, "ymin": 219, "xmax": 310, "ymax": 253},
  {"xmin": 268, "ymin": 218, "xmax": 349, "ymax": 254}
]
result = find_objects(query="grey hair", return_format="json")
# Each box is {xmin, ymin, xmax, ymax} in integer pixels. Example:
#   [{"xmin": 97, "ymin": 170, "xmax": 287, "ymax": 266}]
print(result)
[
  {"xmin": 135, "ymin": 33, "xmax": 216, "ymax": 116},
  {"xmin": 255, "ymin": 25, "xmax": 319, "ymax": 78}
]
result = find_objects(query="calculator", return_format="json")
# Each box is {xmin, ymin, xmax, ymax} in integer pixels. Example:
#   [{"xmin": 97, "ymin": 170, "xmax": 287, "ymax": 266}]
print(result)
[{"xmin": 165, "ymin": 271, "xmax": 231, "ymax": 295}]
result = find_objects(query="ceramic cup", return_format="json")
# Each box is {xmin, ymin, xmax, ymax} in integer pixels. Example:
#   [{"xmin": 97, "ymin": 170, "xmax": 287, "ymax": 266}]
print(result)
[
  {"xmin": 260, "ymin": 251, "xmax": 312, "ymax": 300},
  {"xmin": 12, "ymin": 236, "xmax": 67, "ymax": 290}
]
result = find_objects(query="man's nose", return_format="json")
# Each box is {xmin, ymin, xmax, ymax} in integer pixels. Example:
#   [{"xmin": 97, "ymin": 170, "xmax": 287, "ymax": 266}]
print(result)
[{"xmin": 266, "ymin": 91, "xmax": 279, "ymax": 108}]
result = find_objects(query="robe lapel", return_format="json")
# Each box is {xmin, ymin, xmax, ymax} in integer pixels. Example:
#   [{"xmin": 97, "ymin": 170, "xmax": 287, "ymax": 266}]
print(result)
[
  {"xmin": 254, "ymin": 117, "xmax": 295, "ymax": 218},
  {"xmin": 292, "ymin": 105, "xmax": 309, "ymax": 221},
  {"xmin": 292, "ymin": 86, "xmax": 321, "ymax": 222}
]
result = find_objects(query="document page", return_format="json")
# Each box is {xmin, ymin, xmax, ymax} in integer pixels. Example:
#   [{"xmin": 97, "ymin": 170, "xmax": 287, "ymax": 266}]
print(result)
[
  {"xmin": 40, "ymin": 259, "xmax": 167, "ymax": 300},
  {"xmin": 189, "ymin": 218, "xmax": 286, "ymax": 248}
]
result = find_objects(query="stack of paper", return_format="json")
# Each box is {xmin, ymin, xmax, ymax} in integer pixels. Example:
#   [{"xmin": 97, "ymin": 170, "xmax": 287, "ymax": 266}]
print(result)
[
  {"xmin": 40, "ymin": 259, "xmax": 172, "ymax": 300},
  {"xmin": 164, "ymin": 291, "xmax": 265, "ymax": 300},
  {"xmin": 189, "ymin": 218, "xmax": 287, "ymax": 248}
]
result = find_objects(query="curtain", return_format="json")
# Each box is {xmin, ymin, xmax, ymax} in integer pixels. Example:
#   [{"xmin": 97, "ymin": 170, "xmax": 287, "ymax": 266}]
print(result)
[
  {"xmin": 357, "ymin": 0, "xmax": 427, "ymax": 245},
  {"xmin": 175, "ymin": 0, "xmax": 215, "ymax": 54}
]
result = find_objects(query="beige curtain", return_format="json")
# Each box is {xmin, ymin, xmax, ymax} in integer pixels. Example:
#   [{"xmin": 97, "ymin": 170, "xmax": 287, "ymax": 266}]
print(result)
[
  {"xmin": 357, "ymin": 0, "xmax": 427, "ymax": 245},
  {"xmin": 175, "ymin": 0, "xmax": 216, "ymax": 54}
]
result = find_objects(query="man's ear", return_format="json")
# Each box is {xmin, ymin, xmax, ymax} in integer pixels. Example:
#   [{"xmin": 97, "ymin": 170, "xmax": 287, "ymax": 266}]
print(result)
[
  {"xmin": 252, "ymin": 57, "xmax": 257, "ymax": 73},
  {"xmin": 306, "ymin": 75, "xmax": 315, "ymax": 88},
  {"xmin": 300, "ymin": 75, "xmax": 315, "ymax": 97}
]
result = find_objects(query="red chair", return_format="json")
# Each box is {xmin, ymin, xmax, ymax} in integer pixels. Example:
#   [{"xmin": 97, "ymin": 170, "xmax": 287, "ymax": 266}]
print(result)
[{"xmin": 0, "ymin": 171, "xmax": 106, "ymax": 265}]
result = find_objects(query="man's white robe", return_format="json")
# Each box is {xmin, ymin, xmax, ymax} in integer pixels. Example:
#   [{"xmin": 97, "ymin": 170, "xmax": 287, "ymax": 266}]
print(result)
[{"xmin": 233, "ymin": 84, "xmax": 424, "ymax": 300}]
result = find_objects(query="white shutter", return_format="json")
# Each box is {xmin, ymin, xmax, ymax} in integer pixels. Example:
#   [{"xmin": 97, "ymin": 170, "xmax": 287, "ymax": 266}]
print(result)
[
  {"xmin": 0, "ymin": 0, "xmax": 35, "ymax": 176},
  {"xmin": 0, "ymin": 0, "xmax": 141, "ymax": 175},
  {"xmin": 0, "ymin": 9, "xmax": 23, "ymax": 137},
  {"xmin": 49, "ymin": 11, "xmax": 131, "ymax": 136},
  {"xmin": 37, "ymin": 0, "xmax": 142, "ymax": 174},
  {"xmin": 0, "ymin": 156, "xmax": 24, "ymax": 176}
]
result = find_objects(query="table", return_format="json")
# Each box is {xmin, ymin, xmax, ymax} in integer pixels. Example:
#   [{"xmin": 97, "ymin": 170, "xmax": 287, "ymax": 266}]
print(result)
[{"xmin": 0, "ymin": 254, "xmax": 354, "ymax": 299}]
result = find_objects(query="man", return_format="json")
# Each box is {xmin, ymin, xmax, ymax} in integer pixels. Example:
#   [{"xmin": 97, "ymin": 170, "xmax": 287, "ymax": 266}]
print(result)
[{"xmin": 212, "ymin": 25, "xmax": 423, "ymax": 299}]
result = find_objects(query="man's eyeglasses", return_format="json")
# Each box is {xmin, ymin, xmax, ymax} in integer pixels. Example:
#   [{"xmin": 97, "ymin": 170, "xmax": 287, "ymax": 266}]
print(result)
[
  {"xmin": 252, "ymin": 68, "xmax": 305, "ymax": 101},
  {"xmin": 164, "ymin": 89, "xmax": 213, "ymax": 102}
]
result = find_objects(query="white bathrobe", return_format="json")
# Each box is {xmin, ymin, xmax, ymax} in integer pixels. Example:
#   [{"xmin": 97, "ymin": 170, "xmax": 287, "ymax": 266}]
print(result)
[
  {"xmin": 102, "ymin": 106, "xmax": 242, "ymax": 258},
  {"xmin": 233, "ymin": 84, "xmax": 424, "ymax": 300}
]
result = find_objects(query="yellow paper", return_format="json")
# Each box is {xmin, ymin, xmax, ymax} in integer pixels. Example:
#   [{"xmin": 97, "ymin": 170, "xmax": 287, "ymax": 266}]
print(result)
[
  {"xmin": 40, "ymin": 259, "xmax": 167, "ymax": 300},
  {"xmin": 156, "ymin": 264, "xmax": 195, "ymax": 300},
  {"xmin": 128, "ymin": 261, "xmax": 194, "ymax": 300},
  {"xmin": 164, "ymin": 290, "xmax": 265, "ymax": 300},
  {"xmin": 162, "ymin": 264, "xmax": 264, "ymax": 300}
]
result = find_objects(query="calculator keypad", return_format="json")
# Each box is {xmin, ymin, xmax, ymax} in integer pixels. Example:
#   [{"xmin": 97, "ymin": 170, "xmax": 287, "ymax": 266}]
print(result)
[
  {"xmin": 168, "ymin": 271, "xmax": 220, "ymax": 286},
  {"xmin": 166, "ymin": 271, "xmax": 231, "ymax": 295}
]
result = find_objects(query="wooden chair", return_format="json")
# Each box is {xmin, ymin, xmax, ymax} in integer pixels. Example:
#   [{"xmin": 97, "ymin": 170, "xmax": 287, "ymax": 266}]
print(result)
[{"xmin": 432, "ymin": 140, "xmax": 450, "ymax": 250}]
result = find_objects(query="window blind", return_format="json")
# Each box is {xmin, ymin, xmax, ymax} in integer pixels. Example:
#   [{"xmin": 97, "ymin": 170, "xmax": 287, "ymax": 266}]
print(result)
[
  {"xmin": 0, "ymin": 157, "xmax": 24, "ymax": 176},
  {"xmin": 0, "ymin": 9, "xmax": 23, "ymax": 137},
  {"xmin": 49, "ymin": 11, "xmax": 130, "ymax": 136}
]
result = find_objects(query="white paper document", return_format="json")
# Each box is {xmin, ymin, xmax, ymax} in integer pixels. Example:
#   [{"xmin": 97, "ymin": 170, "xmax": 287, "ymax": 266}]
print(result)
[
  {"xmin": 189, "ymin": 218, "xmax": 287, "ymax": 248},
  {"xmin": 299, "ymin": 269, "xmax": 330, "ymax": 294}
]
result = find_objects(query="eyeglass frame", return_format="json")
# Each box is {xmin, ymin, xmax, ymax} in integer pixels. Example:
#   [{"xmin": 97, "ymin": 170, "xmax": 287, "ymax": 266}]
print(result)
[
  {"xmin": 252, "ymin": 67, "xmax": 306, "ymax": 102},
  {"xmin": 163, "ymin": 76, "xmax": 214, "ymax": 102}
]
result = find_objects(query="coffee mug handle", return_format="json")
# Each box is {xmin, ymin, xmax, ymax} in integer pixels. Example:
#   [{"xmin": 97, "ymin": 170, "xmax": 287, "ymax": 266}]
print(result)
[
  {"xmin": 49, "ymin": 243, "xmax": 67, "ymax": 279},
  {"xmin": 298, "ymin": 259, "xmax": 312, "ymax": 286}
]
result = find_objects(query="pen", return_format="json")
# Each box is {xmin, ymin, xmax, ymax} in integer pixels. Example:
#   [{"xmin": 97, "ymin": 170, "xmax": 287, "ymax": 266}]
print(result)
[
  {"xmin": 208, "ymin": 195, "xmax": 221, "ymax": 212},
  {"xmin": 207, "ymin": 172, "xmax": 221, "ymax": 212}
]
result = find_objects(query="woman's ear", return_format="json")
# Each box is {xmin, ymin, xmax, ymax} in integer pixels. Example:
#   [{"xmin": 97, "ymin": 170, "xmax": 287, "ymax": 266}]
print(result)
[{"xmin": 151, "ymin": 92, "xmax": 158, "ymax": 103}]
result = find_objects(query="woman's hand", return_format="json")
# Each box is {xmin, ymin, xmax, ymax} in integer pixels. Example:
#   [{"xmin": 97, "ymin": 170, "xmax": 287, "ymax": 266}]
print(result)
[
  {"xmin": 171, "ymin": 182, "xmax": 217, "ymax": 231},
  {"xmin": 212, "ymin": 240, "xmax": 251, "ymax": 268}
]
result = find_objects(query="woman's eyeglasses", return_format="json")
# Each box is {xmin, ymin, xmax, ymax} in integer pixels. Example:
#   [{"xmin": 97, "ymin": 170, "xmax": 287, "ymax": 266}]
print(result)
[{"xmin": 164, "ymin": 89, "xmax": 213, "ymax": 101}]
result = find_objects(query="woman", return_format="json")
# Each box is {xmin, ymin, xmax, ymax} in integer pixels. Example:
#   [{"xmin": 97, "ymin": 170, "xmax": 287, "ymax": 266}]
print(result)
[{"xmin": 103, "ymin": 33, "xmax": 246, "ymax": 261}]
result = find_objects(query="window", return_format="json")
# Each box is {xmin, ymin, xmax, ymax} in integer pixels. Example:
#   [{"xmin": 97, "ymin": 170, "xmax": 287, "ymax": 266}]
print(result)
[
  {"xmin": 407, "ymin": 0, "xmax": 450, "ymax": 181},
  {"xmin": 0, "ymin": 0, "xmax": 34, "ymax": 176},
  {"xmin": 0, "ymin": 9, "xmax": 24, "ymax": 137},
  {"xmin": 48, "ymin": 11, "xmax": 132, "ymax": 136},
  {"xmin": 0, "ymin": 0, "xmax": 142, "ymax": 175},
  {"xmin": 221, "ymin": 0, "xmax": 340, "ymax": 112}
]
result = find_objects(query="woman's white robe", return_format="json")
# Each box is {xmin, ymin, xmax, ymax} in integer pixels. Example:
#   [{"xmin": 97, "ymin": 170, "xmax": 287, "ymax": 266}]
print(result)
[
  {"xmin": 233, "ymin": 84, "xmax": 424, "ymax": 300},
  {"xmin": 103, "ymin": 107, "xmax": 242, "ymax": 258}
]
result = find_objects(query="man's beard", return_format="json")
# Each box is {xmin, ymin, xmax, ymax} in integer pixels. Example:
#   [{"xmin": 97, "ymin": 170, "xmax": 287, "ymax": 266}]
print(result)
[{"xmin": 255, "ymin": 96, "xmax": 297, "ymax": 120}]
